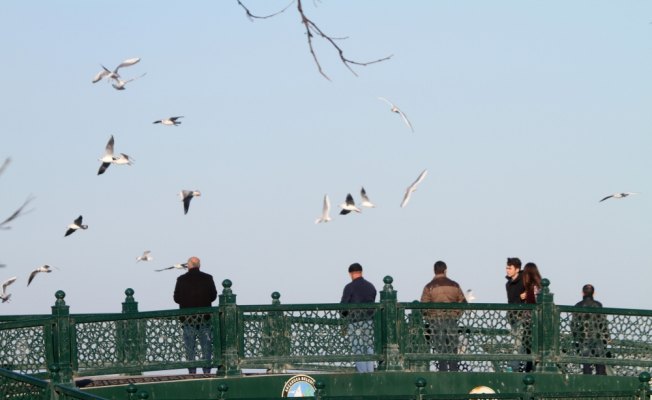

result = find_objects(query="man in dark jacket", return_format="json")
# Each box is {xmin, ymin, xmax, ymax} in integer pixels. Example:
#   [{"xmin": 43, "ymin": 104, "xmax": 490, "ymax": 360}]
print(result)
[
  {"xmin": 504, "ymin": 257, "xmax": 527, "ymax": 372},
  {"xmin": 572, "ymin": 284, "xmax": 609, "ymax": 375},
  {"xmin": 173, "ymin": 256, "xmax": 217, "ymax": 374},
  {"xmin": 340, "ymin": 263, "xmax": 377, "ymax": 373}
]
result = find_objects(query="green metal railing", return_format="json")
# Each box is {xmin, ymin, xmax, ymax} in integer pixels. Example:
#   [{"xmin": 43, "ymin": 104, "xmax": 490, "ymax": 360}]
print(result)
[{"xmin": 1, "ymin": 277, "xmax": 651, "ymax": 387}]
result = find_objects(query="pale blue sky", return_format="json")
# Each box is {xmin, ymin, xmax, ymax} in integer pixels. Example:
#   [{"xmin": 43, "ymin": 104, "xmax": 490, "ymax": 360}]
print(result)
[{"xmin": 1, "ymin": 1, "xmax": 651, "ymax": 315}]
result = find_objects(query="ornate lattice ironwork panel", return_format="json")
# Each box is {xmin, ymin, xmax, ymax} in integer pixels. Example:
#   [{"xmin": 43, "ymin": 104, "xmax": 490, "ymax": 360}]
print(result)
[
  {"xmin": 242, "ymin": 307, "xmax": 378, "ymax": 369},
  {"xmin": 75, "ymin": 321, "xmax": 118, "ymax": 369},
  {"xmin": 559, "ymin": 309, "xmax": 652, "ymax": 376},
  {"xmin": 0, "ymin": 326, "xmax": 47, "ymax": 374},
  {"xmin": 144, "ymin": 314, "xmax": 214, "ymax": 364},
  {"xmin": 403, "ymin": 306, "xmax": 534, "ymax": 372},
  {"xmin": 0, "ymin": 375, "xmax": 47, "ymax": 400}
]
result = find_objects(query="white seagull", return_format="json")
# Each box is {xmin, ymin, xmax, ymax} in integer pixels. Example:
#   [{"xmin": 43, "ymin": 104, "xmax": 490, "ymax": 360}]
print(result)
[
  {"xmin": 27, "ymin": 265, "xmax": 52, "ymax": 287},
  {"xmin": 339, "ymin": 193, "xmax": 361, "ymax": 215},
  {"xmin": 98, "ymin": 135, "xmax": 134, "ymax": 175},
  {"xmin": 378, "ymin": 97, "xmax": 414, "ymax": 132},
  {"xmin": 111, "ymin": 72, "xmax": 147, "ymax": 90},
  {"xmin": 155, "ymin": 263, "xmax": 188, "ymax": 272},
  {"xmin": 465, "ymin": 289, "xmax": 476, "ymax": 303},
  {"xmin": 136, "ymin": 250, "xmax": 153, "ymax": 262},
  {"xmin": 153, "ymin": 116, "xmax": 184, "ymax": 126},
  {"xmin": 1, "ymin": 276, "xmax": 17, "ymax": 303},
  {"xmin": 599, "ymin": 192, "xmax": 638, "ymax": 202},
  {"xmin": 360, "ymin": 187, "xmax": 375, "ymax": 208},
  {"xmin": 65, "ymin": 215, "xmax": 88, "ymax": 237},
  {"xmin": 400, "ymin": 169, "xmax": 428, "ymax": 208},
  {"xmin": 315, "ymin": 194, "xmax": 332, "ymax": 224},
  {"xmin": 179, "ymin": 190, "xmax": 201, "ymax": 215},
  {"xmin": 92, "ymin": 57, "xmax": 141, "ymax": 83}
]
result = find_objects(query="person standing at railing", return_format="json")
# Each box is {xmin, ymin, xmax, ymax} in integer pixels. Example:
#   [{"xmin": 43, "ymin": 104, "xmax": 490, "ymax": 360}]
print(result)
[
  {"xmin": 505, "ymin": 257, "xmax": 526, "ymax": 372},
  {"xmin": 173, "ymin": 256, "xmax": 218, "ymax": 374},
  {"xmin": 571, "ymin": 284, "xmax": 609, "ymax": 375},
  {"xmin": 420, "ymin": 260, "xmax": 467, "ymax": 372},
  {"xmin": 519, "ymin": 262, "xmax": 542, "ymax": 372},
  {"xmin": 340, "ymin": 262, "xmax": 377, "ymax": 373}
]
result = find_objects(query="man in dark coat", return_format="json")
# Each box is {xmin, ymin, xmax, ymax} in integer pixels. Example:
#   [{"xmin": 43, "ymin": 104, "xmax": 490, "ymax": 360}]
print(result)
[
  {"xmin": 504, "ymin": 257, "xmax": 527, "ymax": 372},
  {"xmin": 340, "ymin": 262, "xmax": 377, "ymax": 373},
  {"xmin": 173, "ymin": 256, "xmax": 217, "ymax": 374},
  {"xmin": 572, "ymin": 284, "xmax": 609, "ymax": 375}
]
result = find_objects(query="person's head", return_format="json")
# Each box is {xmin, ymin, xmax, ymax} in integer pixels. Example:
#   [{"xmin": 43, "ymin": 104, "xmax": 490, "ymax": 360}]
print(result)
[
  {"xmin": 348, "ymin": 262, "xmax": 363, "ymax": 279},
  {"xmin": 434, "ymin": 260, "xmax": 447, "ymax": 275},
  {"xmin": 505, "ymin": 257, "xmax": 521, "ymax": 279},
  {"xmin": 582, "ymin": 284, "xmax": 595, "ymax": 298},
  {"xmin": 522, "ymin": 262, "xmax": 541, "ymax": 289},
  {"xmin": 187, "ymin": 256, "xmax": 201, "ymax": 269}
]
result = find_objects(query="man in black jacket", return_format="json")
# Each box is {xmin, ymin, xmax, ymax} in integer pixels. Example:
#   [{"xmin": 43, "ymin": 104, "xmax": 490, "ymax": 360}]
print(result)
[
  {"xmin": 572, "ymin": 284, "xmax": 609, "ymax": 375},
  {"xmin": 504, "ymin": 257, "xmax": 526, "ymax": 372},
  {"xmin": 173, "ymin": 256, "xmax": 217, "ymax": 374}
]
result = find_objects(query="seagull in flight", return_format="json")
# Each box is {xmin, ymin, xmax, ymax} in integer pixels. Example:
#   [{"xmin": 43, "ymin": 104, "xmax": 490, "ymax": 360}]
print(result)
[
  {"xmin": 65, "ymin": 215, "xmax": 88, "ymax": 237},
  {"xmin": 1, "ymin": 276, "xmax": 17, "ymax": 303},
  {"xmin": 136, "ymin": 250, "xmax": 153, "ymax": 262},
  {"xmin": 400, "ymin": 169, "xmax": 428, "ymax": 208},
  {"xmin": 339, "ymin": 193, "xmax": 361, "ymax": 215},
  {"xmin": 92, "ymin": 57, "xmax": 141, "ymax": 83},
  {"xmin": 153, "ymin": 116, "xmax": 184, "ymax": 126},
  {"xmin": 378, "ymin": 97, "xmax": 414, "ymax": 132},
  {"xmin": 315, "ymin": 194, "xmax": 332, "ymax": 224},
  {"xmin": 98, "ymin": 135, "xmax": 134, "ymax": 175},
  {"xmin": 179, "ymin": 190, "xmax": 201, "ymax": 215},
  {"xmin": 111, "ymin": 72, "xmax": 147, "ymax": 90},
  {"xmin": 27, "ymin": 265, "xmax": 52, "ymax": 286},
  {"xmin": 599, "ymin": 192, "xmax": 639, "ymax": 202},
  {"xmin": 360, "ymin": 187, "xmax": 375, "ymax": 208},
  {"xmin": 155, "ymin": 263, "xmax": 188, "ymax": 272}
]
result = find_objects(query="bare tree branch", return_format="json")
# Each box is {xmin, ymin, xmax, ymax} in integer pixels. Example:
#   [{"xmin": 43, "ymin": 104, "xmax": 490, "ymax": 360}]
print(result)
[
  {"xmin": 0, "ymin": 195, "xmax": 35, "ymax": 230},
  {"xmin": 237, "ymin": 0, "xmax": 295, "ymax": 21},
  {"xmin": 237, "ymin": 0, "xmax": 392, "ymax": 80}
]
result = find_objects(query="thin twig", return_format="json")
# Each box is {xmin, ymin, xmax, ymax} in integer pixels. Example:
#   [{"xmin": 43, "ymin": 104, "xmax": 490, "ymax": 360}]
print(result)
[
  {"xmin": 0, "ymin": 195, "xmax": 35, "ymax": 230},
  {"xmin": 237, "ymin": 0, "xmax": 295, "ymax": 21}
]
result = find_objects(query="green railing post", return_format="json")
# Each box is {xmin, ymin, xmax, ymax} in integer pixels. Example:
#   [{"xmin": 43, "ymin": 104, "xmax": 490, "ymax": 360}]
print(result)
[
  {"xmin": 523, "ymin": 374, "xmax": 535, "ymax": 400},
  {"xmin": 638, "ymin": 371, "xmax": 651, "ymax": 399},
  {"xmin": 379, "ymin": 275, "xmax": 403, "ymax": 371},
  {"xmin": 314, "ymin": 381, "xmax": 325, "ymax": 400},
  {"xmin": 49, "ymin": 290, "xmax": 74, "ymax": 385},
  {"xmin": 119, "ymin": 288, "xmax": 145, "ymax": 375},
  {"xmin": 219, "ymin": 279, "xmax": 240, "ymax": 376},
  {"xmin": 263, "ymin": 292, "xmax": 290, "ymax": 373},
  {"xmin": 536, "ymin": 279, "xmax": 560, "ymax": 373},
  {"xmin": 415, "ymin": 377, "xmax": 427, "ymax": 400}
]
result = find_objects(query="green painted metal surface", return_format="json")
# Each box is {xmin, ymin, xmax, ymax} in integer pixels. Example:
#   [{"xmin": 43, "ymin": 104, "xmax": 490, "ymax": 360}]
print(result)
[{"xmin": 1, "ymin": 277, "xmax": 651, "ymax": 399}]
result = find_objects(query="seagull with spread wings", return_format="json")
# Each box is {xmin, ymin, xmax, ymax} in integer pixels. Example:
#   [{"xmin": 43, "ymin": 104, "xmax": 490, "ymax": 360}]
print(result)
[
  {"xmin": 339, "ymin": 193, "xmax": 361, "ymax": 215},
  {"xmin": 360, "ymin": 187, "xmax": 375, "ymax": 208},
  {"xmin": 599, "ymin": 192, "xmax": 638, "ymax": 202},
  {"xmin": 111, "ymin": 72, "xmax": 147, "ymax": 90},
  {"xmin": 137, "ymin": 250, "xmax": 153, "ymax": 262},
  {"xmin": 65, "ymin": 215, "xmax": 88, "ymax": 237},
  {"xmin": 315, "ymin": 194, "xmax": 332, "ymax": 224},
  {"xmin": 400, "ymin": 169, "xmax": 428, "ymax": 208},
  {"xmin": 379, "ymin": 97, "xmax": 414, "ymax": 132},
  {"xmin": 98, "ymin": 135, "xmax": 134, "ymax": 175},
  {"xmin": 155, "ymin": 263, "xmax": 188, "ymax": 272},
  {"xmin": 92, "ymin": 57, "xmax": 141, "ymax": 83},
  {"xmin": 27, "ymin": 265, "xmax": 52, "ymax": 286},
  {"xmin": 1, "ymin": 276, "xmax": 17, "ymax": 303},
  {"xmin": 153, "ymin": 116, "xmax": 184, "ymax": 126}
]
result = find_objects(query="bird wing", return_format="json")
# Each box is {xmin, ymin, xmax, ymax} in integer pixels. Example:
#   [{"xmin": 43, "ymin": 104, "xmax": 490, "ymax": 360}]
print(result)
[
  {"xmin": 114, "ymin": 57, "xmax": 141, "ymax": 73},
  {"xmin": 0, "ymin": 196, "xmax": 34, "ymax": 229},
  {"xmin": 121, "ymin": 72, "xmax": 147, "ymax": 85},
  {"xmin": 92, "ymin": 66, "xmax": 111, "ymax": 83},
  {"xmin": 183, "ymin": 196, "xmax": 193, "ymax": 214},
  {"xmin": 155, "ymin": 266, "xmax": 173, "ymax": 271},
  {"xmin": 361, "ymin": 187, "xmax": 370, "ymax": 202},
  {"xmin": 105, "ymin": 135, "xmax": 115, "ymax": 156},
  {"xmin": 98, "ymin": 162, "xmax": 111, "ymax": 175},
  {"xmin": 345, "ymin": 193, "xmax": 355, "ymax": 206},
  {"xmin": 323, "ymin": 194, "xmax": 330, "ymax": 215},
  {"xmin": 170, "ymin": 116, "xmax": 184, "ymax": 122},
  {"xmin": 64, "ymin": 227, "xmax": 76, "ymax": 237},
  {"xmin": 378, "ymin": 97, "xmax": 394, "ymax": 108},
  {"xmin": 599, "ymin": 195, "xmax": 613, "ymax": 202},
  {"xmin": 400, "ymin": 189, "xmax": 412, "ymax": 208},
  {"xmin": 27, "ymin": 270, "xmax": 39, "ymax": 286},
  {"xmin": 412, "ymin": 169, "xmax": 428, "ymax": 187},
  {"xmin": 339, "ymin": 209, "xmax": 351, "ymax": 215},
  {"xmin": 2, "ymin": 276, "xmax": 17, "ymax": 293},
  {"xmin": 74, "ymin": 215, "xmax": 83, "ymax": 226},
  {"xmin": 0, "ymin": 158, "xmax": 11, "ymax": 176},
  {"xmin": 397, "ymin": 109, "xmax": 414, "ymax": 132}
]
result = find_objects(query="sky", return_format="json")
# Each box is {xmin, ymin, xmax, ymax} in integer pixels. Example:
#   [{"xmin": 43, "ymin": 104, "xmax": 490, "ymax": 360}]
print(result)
[{"xmin": 1, "ymin": 1, "xmax": 651, "ymax": 315}]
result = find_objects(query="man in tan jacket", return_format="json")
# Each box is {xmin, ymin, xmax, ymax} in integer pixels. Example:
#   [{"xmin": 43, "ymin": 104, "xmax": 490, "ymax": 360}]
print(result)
[{"xmin": 420, "ymin": 260, "xmax": 467, "ymax": 371}]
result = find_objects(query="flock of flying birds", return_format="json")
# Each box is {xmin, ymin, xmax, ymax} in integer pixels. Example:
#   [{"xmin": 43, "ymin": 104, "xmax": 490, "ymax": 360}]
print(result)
[{"xmin": 0, "ymin": 54, "xmax": 642, "ymax": 304}]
